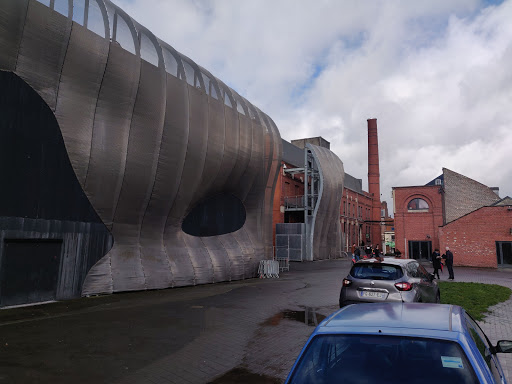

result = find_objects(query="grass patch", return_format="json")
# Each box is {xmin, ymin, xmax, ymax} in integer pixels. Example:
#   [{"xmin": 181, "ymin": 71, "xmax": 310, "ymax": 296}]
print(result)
[{"xmin": 439, "ymin": 281, "xmax": 511, "ymax": 321}]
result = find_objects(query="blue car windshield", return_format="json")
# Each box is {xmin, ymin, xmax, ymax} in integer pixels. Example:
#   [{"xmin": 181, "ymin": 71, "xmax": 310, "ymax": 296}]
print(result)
[
  {"xmin": 288, "ymin": 334, "xmax": 479, "ymax": 384},
  {"xmin": 350, "ymin": 263, "xmax": 403, "ymax": 280}
]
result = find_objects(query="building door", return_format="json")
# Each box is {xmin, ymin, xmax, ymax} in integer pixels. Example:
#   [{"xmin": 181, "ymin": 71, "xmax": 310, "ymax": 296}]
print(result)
[
  {"xmin": 408, "ymin": 241, "xmax": 432, "ymax": 260},
  {"xmin": 496, "ymin": 242, "xmax": 512, "ymax": 266},
  {"xmin": 0, "ymin": 239, "xmax": 62, "ymax": 307}
]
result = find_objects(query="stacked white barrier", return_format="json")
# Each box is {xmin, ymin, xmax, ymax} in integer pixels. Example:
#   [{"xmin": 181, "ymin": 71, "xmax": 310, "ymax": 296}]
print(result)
[{"xmin": 258, "ymin": 260, "xmax": 279, "ymax": 278}]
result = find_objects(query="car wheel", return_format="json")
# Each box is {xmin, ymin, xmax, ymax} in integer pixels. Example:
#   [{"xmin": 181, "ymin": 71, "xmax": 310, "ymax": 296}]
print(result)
[{"xmin": 436, "ymin": 292, "xmax": 441, "ymax": 303}]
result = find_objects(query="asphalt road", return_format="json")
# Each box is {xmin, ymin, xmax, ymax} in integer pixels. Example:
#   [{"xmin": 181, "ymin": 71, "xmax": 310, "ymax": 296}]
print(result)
[{"xmin": 1, "ymin": 259, "xmax": 511, "ymax": 383}]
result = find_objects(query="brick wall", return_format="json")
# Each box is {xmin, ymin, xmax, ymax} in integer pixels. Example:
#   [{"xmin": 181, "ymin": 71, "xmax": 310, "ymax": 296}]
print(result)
[
  {"xmin": 393, "ymin": 185, "xmax": 444, "ymax": 257},
  {"xmin": 272, "ymin": 162, "xmax": 305, "ymax": 247},
  {"xmin": 341, "ymin": 188, "xmax": 374, "ymax": 251},
  {"xmin": 438, "ymin": 206, "xmax": 512, "ymax": 268},
  {"xmin": 444, "ymin": 168, "xmax": 501, "ymax": 224}
]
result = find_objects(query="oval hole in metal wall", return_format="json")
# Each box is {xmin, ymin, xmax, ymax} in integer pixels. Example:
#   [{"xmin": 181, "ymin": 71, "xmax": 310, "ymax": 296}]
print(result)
[{"xmin": 182, "ymin": 193, "xmax": 246, "ymax": 237}]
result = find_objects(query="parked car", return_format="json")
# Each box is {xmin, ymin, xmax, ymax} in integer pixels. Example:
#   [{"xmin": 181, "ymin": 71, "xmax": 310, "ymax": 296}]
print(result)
[
  {"xmin": 339, "ymin": 257, "xmax": 440, "ymax": 307},
  {"xmin": 285, "ymin": 303, "xmax": 512, "ymax": 383}
]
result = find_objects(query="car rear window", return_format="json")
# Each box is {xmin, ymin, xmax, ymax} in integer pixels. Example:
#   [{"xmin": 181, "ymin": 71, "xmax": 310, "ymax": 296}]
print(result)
[
  {"xmin": 350, "ymin": 263, "xmax": 403, "ymax": 280},
  {"xmin": 288, "ymin": 334, "xmax": 479, "ymax": 384}
]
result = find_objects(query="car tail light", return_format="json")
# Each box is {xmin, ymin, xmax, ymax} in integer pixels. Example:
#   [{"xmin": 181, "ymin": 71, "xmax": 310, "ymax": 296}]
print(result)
[
  {"xmin": 343, "ymin": 279, "xmax": 352, "ymax": 287},
  {"xmin": 395, "ymin": 282, "xmax": 412, "ymax": 291}
]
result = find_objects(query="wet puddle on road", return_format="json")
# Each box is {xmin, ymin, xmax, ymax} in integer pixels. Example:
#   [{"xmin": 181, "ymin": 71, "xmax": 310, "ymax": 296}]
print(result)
[
  {"xmin": 208, "ymin": 367, "xmax": 281, "ymax": 384},
  {"xmin": 262, "ymin": 307, "xmax": 326, "ymax": 327}
]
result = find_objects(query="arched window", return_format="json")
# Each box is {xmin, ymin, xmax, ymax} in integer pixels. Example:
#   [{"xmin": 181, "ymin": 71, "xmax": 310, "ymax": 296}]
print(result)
[
  {"xmin": 36, "ymin": 0, "xmax": 51, "ymax": 7},
  {"xmin": 163, "ymin": 48, "xmax": 179, "ymax": 77},
  {"xmin": 182, "ymin": 60, "xmax": 193, "ymax": 86},
  {"xmin": 235, "ymin": 96, "xmax": 246, "ymax": 115},
  {"xmin": 222, "ymin": 88, "xmax": 234, "ymax": 108},
  {"xmin": 54, "ymin": 0, "xmax": 68, "ymax": 17},
  {"xmin": 244, "ymin": 99, "xmax": 260, "ymax": 122},
  {"xmin": 407, "ymin": 198, "xmax": 429, "ymax": 211},
  {"xmin": 73, "ymin": 0, "xmax": 86, "ymax": 25},
  {"xmin": 114, "ymin": 13, "xmax": 136, "ymax": 54},
  {"xmin": 259, "ymin": 114, "xmax": 271, "ymax": 133},
  {"xmin": 201, "ymin": 71, "xmax": 220, "ymax": 100},
  {"xmin": 87, "ymin": 0, "xmax": 106, "ymax": 37},
  {"xmin": 181, "ymin": 59, "xmax": 198, "ymax": 88},
  {"xmin": 140, "ymin": 32, "xmax": 159, "ymax": 66},
  {"xmin": 36, "ymin": 0, "xmax": 69, "ymax": 18},
  {"xmin": 71, "ymin": 0, "xmax": 106, "ymax": 37}
]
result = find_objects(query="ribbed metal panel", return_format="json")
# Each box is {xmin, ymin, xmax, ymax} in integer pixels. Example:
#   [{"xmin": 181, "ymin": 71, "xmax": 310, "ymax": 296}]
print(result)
[
  {"xmin": 307, "ymin": 144, "xmax": 345, "ymax": 260},
  {"xmin": 16, "ymin": 1, "xmax": 71, "ymax": 109},
  {"xmin": 0, "ymin": 0, "xmax": 27, "ymax": 71},
  {"xmin": 0, "ymin": 0, "xmax": 282, "ymax": 299},
  {"xmin": 55, "ymin": 25, "xmax": 109, "ymax": 186}
]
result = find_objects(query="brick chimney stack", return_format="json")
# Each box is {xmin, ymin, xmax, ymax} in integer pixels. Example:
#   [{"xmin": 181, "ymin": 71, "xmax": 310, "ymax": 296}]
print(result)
[{"xmin": 367, "ymin": 118, "xmax": 381, "ymax": 247}]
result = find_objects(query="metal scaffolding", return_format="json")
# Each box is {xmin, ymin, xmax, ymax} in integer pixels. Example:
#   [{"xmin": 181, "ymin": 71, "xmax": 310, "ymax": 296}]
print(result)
[{"xmin": 281, "ymin": 146, "xmax": 320, "ymax": 262}]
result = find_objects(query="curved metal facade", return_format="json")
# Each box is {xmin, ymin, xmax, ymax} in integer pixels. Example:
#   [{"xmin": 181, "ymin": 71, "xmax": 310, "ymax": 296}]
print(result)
[
  {"xmin": 0, "ymin": 0, "xmax": 281, "ymax": 297},
  {"xmin": 307, "ymin": 144, "xmax": 345, "ymax": 260}
]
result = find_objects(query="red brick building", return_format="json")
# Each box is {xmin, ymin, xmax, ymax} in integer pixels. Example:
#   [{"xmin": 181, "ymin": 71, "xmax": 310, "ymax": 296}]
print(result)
[
  {"xmin": 393, "ymin": 184, "xmax": 444, "ymax": 259},
  {"xmin": 439, "ymin": 203, "xmax": 512, "ymax": 268},
  {"xmin": 341, "ymin": 174, "xmax": 374, "ymax": 251},
  {"xmin": 367, "ymin": 119, "xmax": 382, "ymax": 248},
  {"xmin": 393, "ymin": 168, "xmax": 512, "ymax": 268},
  {"xmin": 274, "ymin": 119, "xmax": 387, "ymax": 256},
  {"xmin": 274, "ymin": 149, "xmax": 383, "ymax": 254},
  {"xmin": 381, "ymin": 201, "xmax": 394, "ymax": 233},
  {"xmin": 272, "ymin": 157, "xmax": 305, "ymax": 245},
  {"xmin": 381, "ymin": 201, "xmax": 395, "ymax": 254}
]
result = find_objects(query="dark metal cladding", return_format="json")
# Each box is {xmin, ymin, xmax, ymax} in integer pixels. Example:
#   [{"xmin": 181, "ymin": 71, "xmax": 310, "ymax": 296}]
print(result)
[
  {"xmin": 0, "ymin": 0, "xmax": 282, "ymax": 301},
  {"xmin": 0, "ymin": 0, "xmax": 27, "ymax": 71},
  {"xmin": 0, "ymin": 70, "xmax": 113, "ymax": 306},
  {"xmin": 263, "ymin": 116, "xmax": 283, "ymax": 258},
  {"xmin": 213, "ymin": 83, "xmax": 241, "ymax": 193},
  {"xmin": 307, "ymin": 144, "xmax": 345, "ymax": 260},
  {"xmin": 16, "ymin": 1, "xmax": 72, "ymax": 110},
  {"xmin": 55, "ymin": 22, "xmax": 110, "ymax": 186}
]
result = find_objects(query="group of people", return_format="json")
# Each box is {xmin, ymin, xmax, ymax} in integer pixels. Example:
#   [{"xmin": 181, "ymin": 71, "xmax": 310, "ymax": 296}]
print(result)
[
  {"xmin": 351, "ymin": 243, "xmax": 383, "ymax": 263},
  {"xmin": 351, "ymin": 243, "xmax": 455, "ymax": 280},
  {"xmin": 431, "ymin": 247, "xmax": 455, "ymax": 280}
]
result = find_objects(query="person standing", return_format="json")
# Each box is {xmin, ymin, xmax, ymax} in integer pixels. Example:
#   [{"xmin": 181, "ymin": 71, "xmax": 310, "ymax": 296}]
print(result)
[
  {"xmin": 374, "ymin": 244, "xmax": 382, "ymax": 261},
  {"xmin": 364, "ymin": 244, "xmax": 372, "ymax": 259},
  {"xmin": 354, "ymin": 246, "xmax": 361, "ymax": 262},
  {"xmin": 443, "ymin": 247, "xmax": 454, "ymax": 280},
  {"xmin": 432, "ymin": 249, "xmax": 442, "ymax": 279}
]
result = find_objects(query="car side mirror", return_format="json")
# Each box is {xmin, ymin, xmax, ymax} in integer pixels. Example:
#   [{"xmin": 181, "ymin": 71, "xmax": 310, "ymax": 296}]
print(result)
[{"xmin": 495, "ymin": 340, "xmax": 512, "ymax": 353}]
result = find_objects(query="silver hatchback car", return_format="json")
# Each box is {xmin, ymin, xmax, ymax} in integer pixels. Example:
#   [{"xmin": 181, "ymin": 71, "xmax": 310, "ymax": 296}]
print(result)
[{"xmin": 339, "ymin": 257, "xmax": 440, "ymax": 307}]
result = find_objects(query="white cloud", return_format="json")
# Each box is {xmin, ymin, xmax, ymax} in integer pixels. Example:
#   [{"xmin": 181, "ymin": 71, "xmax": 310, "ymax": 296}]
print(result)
[{"xmin": 114, "ymin": 0, "xmax": 512, "ymax": 202}]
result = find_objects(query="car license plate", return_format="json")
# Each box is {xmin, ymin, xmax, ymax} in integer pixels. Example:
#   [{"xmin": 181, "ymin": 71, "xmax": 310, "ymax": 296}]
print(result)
[{"xmin": 360, "ymin": 291, "xmax": 386, "ymax": 299}]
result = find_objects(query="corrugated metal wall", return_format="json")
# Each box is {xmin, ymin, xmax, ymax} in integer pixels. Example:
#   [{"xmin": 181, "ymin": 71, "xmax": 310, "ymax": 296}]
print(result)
[
  {"xmin": 307, "ymin": 144, "xmax": 345, "ymax": 260},
  {"xmin": 0, "ymin": 0, "xmax": 282, "ymax": 302}
]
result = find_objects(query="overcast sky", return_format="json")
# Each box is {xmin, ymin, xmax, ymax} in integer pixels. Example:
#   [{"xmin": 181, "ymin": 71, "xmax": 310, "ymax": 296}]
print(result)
[{"xmin": 116, "ymin": 0, "xmax": 512, "ymax": 206}]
